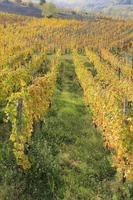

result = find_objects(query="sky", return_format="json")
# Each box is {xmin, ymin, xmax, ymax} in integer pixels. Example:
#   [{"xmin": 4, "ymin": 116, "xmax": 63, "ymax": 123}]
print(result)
[
  {"xmin": 47, "ymin": 0, "xmax": 111, "ymax": 7},
  {"xmin": 47, "ymin": 0, "xmax": 108, "ymax": 4},
  {"xmin": 48, "ymin": 0, "xmax": 86, "ymax": 3},
  {"xmin": 47, "ymin": 0, "xmax": 90, "ymax": 6},
  {"xmin": 47, "ymin": 0, "xmax": 95, "ymax": 9}
]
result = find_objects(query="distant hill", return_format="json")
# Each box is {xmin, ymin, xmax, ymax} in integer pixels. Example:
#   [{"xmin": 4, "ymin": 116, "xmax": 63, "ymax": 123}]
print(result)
[
  {"xmin": 102, "ymin": 5, "xmax": 133, "ymax": 19},
  {"xmin": 0, "ymin": 2, "xmax": 42, "ymax": 17},
  {"xmin": 83, "ymin": 0, "xmax": 133, "ymax": 11},
  {"xmin": 113, "ymin": 0, "xmax": 133, "ymax": 5},
  {"xmin": 50, "ymin": 0, "xmax": 133, "ymax": 10},
  {"xmin": 49, "ymin": 0, "xmax": 111, "ymax": 10},
  {"xmin": 0, "ymin": 1, "xmax": 99, "ymax": 20},
  {"xmin": 49, "ymin": 0, "xmax": 133, "ymax": 19},
  {"xmin": 0, "ymin": 1, "xmax": 132, "ymax": 20}
]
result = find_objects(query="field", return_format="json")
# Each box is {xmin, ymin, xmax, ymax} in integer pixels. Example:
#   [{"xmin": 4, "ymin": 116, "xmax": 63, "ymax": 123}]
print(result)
[{"xmin": 0, "ymin": 12, "xmax": 133, "ymax": 199}]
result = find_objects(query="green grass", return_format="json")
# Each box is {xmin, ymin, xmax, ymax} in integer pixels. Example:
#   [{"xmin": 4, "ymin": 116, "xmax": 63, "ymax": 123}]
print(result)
[{"xmin": 41, "ymin": 57, "xmax": 116, "ymax": 199}]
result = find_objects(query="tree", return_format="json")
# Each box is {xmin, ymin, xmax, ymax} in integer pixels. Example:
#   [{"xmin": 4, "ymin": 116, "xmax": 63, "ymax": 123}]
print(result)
[
  {"xmin": 41, "ymin": 3, "xmax": 57, "ymax": 17},
  {"xmin": 40, "ymin": 0, "xmax": 46, "ymax": 5},
  {"xmin": 28, "ymin": 1, "xmax": 34, "ymax": 7}
]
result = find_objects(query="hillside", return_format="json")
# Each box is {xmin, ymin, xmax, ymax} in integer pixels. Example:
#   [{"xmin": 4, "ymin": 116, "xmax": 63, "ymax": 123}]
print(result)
[
  {"xmin": 103, "ymin": 4, "xmax": 133, "ymax": 19},
  {"xmin": 84, "ymin": 0, "xmax": 133, "ymax": 19},
  {"xmin": 51, "ymin": 0, "xmax": 133, "ymax": 19},
  {"xmin": 51, "ymin": 0, "xmax": 133, "ymax": 10},
  {"xmin": 0, "ymin": 1, "xmax": 132, "ymax": 20},
  {"xmin": 0, "ymin": 1, "xmax": 99, "ymax": 20},
  {"xmin": 0, "ymin": 2, "xmax": 41, "ymax": 17}
]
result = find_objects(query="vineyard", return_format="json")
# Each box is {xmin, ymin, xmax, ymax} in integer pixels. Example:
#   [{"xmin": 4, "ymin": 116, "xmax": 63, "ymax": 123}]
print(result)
[{"xmin": 0, "ymin": 13, "xmax": 133, "ymax": 199}]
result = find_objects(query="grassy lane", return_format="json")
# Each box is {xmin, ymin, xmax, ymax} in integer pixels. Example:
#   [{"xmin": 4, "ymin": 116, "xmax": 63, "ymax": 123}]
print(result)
[{"xmin": 42, "ymin": 57, "xmax": 115, "ymax": 200}]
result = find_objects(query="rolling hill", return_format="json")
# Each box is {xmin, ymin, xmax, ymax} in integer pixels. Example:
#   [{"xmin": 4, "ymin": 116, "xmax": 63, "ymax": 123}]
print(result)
[
  {"xmin": 0, "ymin": 0, "xmax": 132, "ymax": 19},
  {"xmin": 103, "ymin": 4, "xmax": 133, "ymax": 19},
  {"xmin": 0, "ymin": 1, "xmax": 41, "ymax": 17},
  {"xmin": 49, "ymin": 0, "xmax": 133, "ymax": 19},
  {"xmin": 50, "ymin": 0, "xmax": 133, "ymax": 10}
]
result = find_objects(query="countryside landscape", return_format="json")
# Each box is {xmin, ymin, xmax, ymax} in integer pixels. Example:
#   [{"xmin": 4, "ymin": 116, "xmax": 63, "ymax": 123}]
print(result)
[{"xmin": 0, "ymin": 0, "xmax": 133, "ymax": 199}]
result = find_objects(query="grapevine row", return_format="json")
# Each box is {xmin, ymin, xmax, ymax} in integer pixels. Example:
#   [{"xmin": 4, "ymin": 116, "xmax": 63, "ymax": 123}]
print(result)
[
  {"xmin": 100, "ymin": 48, "xmax": 132, "ymax": 80},
  {"xmin": 73, "ymin": 50, "xmax": 133, "ymax": 181},
  {"xmin": 4, "ymin": 50, "xmax": 61, "ymax": 170},
  {"xmin": 85, "ymin": 48, "xmax": 133, "ymax": 101}
]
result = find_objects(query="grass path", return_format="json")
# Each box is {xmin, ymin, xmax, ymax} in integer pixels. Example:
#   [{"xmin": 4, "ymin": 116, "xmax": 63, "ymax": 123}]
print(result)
[{"xmin": 42, "ymin": 57, "xmax": 115, "ymax": 199}]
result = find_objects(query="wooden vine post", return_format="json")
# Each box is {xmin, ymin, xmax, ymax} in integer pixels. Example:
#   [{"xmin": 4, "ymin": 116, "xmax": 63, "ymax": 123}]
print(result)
[
  {"xmin": 118, "ymin": 67, "xmax": 121, "ymax": 80},
  {"xmin": 121, "ymin": 97, "xmax": 129, "ymax": 184},
  {"xmin": 17, "ymin": 98, "xmax": 23, "ymax": 134},
  {"xmin": 123, "ymin": 97, "xmax": 128, "ymax": 116}
]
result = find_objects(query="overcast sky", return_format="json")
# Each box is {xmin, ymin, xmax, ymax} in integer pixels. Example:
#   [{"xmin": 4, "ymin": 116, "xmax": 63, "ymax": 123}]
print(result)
[
  {"xmin": 48, "ymin": 0, "xmax": 86, "ymax": 3},
  {"xmin": 47, "ymin": 0, "xmax": 91, "ymax": 6},
  {"xmin": 47, "ymin": 0, "xmax": 111, "ymax": 7},
  {"xmin": 47, "ymin": 0, "xmax": 109, "ymax": 3}
]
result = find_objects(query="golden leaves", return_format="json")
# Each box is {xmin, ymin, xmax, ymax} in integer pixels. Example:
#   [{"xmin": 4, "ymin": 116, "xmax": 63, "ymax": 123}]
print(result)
[
  {"xmin": 4, "ymin": 51, "xmax": 60, "ymax": 170},
  {"xmin": 73, "ymin": 50, "xmax": 133, "ymax": 180}
]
